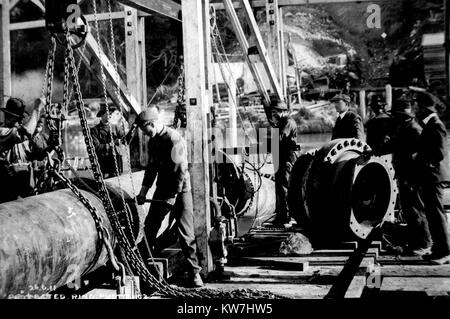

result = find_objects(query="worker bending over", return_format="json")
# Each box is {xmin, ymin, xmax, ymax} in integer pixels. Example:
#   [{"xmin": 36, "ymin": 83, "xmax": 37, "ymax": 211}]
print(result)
[{"xmin": 135, "ymin": 105, "xmax": 203, "ymax": 287}]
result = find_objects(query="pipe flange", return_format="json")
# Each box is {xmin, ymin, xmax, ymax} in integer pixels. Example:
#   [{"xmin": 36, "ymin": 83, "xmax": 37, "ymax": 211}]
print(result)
[
  {"xmin": 324, "ymin": 139, "xmax": 371, "ymax": 164},
  {"xmin": 349, "ymin": 154, "xmax": 398, "ymax": 239}
]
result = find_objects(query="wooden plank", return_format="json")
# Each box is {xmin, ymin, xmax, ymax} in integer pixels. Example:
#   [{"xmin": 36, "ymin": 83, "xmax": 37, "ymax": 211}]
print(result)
[
  {"xmin": 181, "ymin": 0, "xmax": 213, "ymax": 274},
  {"xmin": 222, "ymin": 0, "xmax": 270, "ymax": 107},
  {"xmin": 10, "ymin": 12, "xmax": 128, "ymax": 31},
  {"xmin": 370, "ymin": 265, "xmax": 450, "ymax": 278},
  {"xmin": 239, "ymin": 0, "xmax": 284, "ymax": 100},
  {"xmin": 344, "ymin": 276, "xmax": 366, "ymax": 298},
  {"xmin": 117, "ymin": 0, "xmax": 181, "ymax": 21},
  {"xmin": 234, "ymin": 256, "xmax": 375, "ymax": 266},
  {"xmin": 212, "ymin": 0, "xmax": 380, "ymax": 10},
  {"xmin": 326, "ymin": 234, "xmax": 375, "ymax": 299},
  {"xmin": 1, "ymin": 0, "xmax": 11, "ymax": 122},
  {"xmin": 381, "ymin": 277, "xmax": 450, "ymax": 294}
]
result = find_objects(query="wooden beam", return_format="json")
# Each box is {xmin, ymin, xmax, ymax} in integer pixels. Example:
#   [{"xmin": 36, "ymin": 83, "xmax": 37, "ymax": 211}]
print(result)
[
  {"xmin": 10, "ymin": 0, "xmax": 20, "ymax": 11},
  {"xmin": 10, "ymin": 12, "xmax": 128, "ymax": 31},
  {"xmin": 266, "ymin": 0, "xmax": 281, "ymax": 85},
  {"xmin": 76, "ymin": 31, "xmax": 141, "ymax": 115},
  {"xmin": 181, "ymin": 0, "xmax": 213, "ymax": 274},
  {"xmin": 222, "ymin": 0, "xmax": 270, "ymax": 107},
  {"xmin": 29, "ymin": 0, "xmax": 44, "ymax": 12},
  {"xmin": 1, "ymin": 0, "xmax": 11, "ymax": 118},
  {"xmin": 239, "ymin": 0, "xmax": 284, "ymax": 100},
  {"xmin": 212, "ymin": 0, "xmax": 383, "ymax": 9},
  {"xmin": 117, "ymin": 0, "xmax": 181, "ymax": 21},
  {"xmin": 123, "ymin": 5, "xmax": 147, "ymax": 166}
]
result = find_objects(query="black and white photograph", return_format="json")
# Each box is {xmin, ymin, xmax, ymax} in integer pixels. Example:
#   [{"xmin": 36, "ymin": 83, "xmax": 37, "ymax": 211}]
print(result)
[{"xmin": 0, "ymin": 0, "xmax": 450, "ymax": 314}]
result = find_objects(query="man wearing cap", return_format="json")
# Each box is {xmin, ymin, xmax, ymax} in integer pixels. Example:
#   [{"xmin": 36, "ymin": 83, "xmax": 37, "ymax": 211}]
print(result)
[
  {"xmin": 90, "ymin": 104, "xmax": 127, "ymax": 178},
  {"xmin": 391, "ymin": 97, "xmax": 432, "ymax": 256},
  {"xmin": 331, "ymin": 93, "xmax": 365, "ymax": 141},
  {"xmin": 135, "ymin": 105, "xmax": 203, "ymax": 287},
  {"xmin": 414, "ymin": 93, "xmax": 450, "ymax": 264},
  {"xmin": 0, "ymin": 97, "xmax": 44, "ymax": 203},
  {"xmin": 366, "ymin": 95, "xmax": 393, "ymax": 155},
  {"xmin": 269, "ymin": 96, "xmax": 299, "ymax": 227}
]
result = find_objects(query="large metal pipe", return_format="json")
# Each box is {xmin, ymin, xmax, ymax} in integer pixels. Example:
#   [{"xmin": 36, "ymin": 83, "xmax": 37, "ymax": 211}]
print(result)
[
  {"xmin": 0, "ymin": 189, "xmax": 112, "ymax": 298},
  {"xmin": 288, "ymin": 139, "xmax": 398, "ymax": 246},
  {"xmin": 0, "ymin": 171, "xmax": 146, "ymax": 298}
]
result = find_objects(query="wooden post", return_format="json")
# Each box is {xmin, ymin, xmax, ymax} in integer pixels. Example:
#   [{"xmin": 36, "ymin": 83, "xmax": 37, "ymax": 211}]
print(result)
[
  {"xmin": 1, "ymin": 0, "xmax": 11, "ymax": 119},
  {"xmin": 445, "ymin": 0, "xmax": 450, "ymax": 108},
  {"xmin": 279, "ymin": 7, "xmax": 287, "ymax": 103},
  {"xmin": 359, "ymin": 89, "xmax": 366, "ymax": 121},
  {"xmin": 227, "ymin": 73, "xmax": 238, "ymax": 148},
  {"xmin": 124, "ymin": 5, "xmax": 147, "ymax": 167},
  {"xmin": 385, "ymin": 84, "xmax": 392, "ymax": 112},
  {"xmin": 266, "ymin": 0, "xmax": 281, "ymax": 84},
  {"xmin": 182, "ymin": 0, "xmax": 213, "ymax": 274}
]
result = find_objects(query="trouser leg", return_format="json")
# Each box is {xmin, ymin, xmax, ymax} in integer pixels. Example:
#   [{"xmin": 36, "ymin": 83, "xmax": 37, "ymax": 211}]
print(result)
[
  {"xmin": 399, "ymin": 180, "xmax": 432, "ymax": 249},
  {"xmin": 174, "ymin": 191, "xmax": 202, "ymax": 275},
  {"xmin": 274, "ymin": 157, "xmax": 295, "ymax": 223},
  {"xmin": 143, "ymin": 191, "xmax": 171, "ymax": 251},
  {"xmin": 421, "ymin": 182, "xmax": 450, "ymax": 256}
]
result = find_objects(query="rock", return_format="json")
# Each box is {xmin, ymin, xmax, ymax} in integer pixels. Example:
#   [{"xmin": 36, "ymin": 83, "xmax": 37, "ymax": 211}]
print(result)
[{"xmin": 279, "ymin": 233, "xmax": 313, "ymax": 256}]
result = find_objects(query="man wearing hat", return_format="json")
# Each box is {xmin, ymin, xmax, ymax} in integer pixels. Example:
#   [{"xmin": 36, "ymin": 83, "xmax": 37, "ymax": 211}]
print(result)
[
  {"xmin": 331, "ymin": 93, "xmax": 365, "ymax": 141},
  {"xmin": 90, "ymin": 104, "xmax": 127, "ymax": 178},
  {"xmin": 268, "ymin": 95, "xmax": 299, "ymax": 227},
  {"xmin": 366, "ymin": 95, "xmax": 393, "ymax": 155},
  {"xmin": 0, "ymin": 97, "xmax": 44, "ymax": 203},
  {"xmin": 391, "ymin": 97, "xmax": 432, "ymax": 256},
  {"xmin": 135, "ymin": 105, "xmax": 203, "ymax": 288},
  {"xmin": 414, "ymin": 93, "xmax": 450, "ymax": 264}
]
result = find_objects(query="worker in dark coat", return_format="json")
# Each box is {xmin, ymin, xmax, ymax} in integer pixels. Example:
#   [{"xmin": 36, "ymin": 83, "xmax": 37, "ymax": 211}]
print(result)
[
  {"xmin": 30, "ymin": 119, "xmax": 49, "ymax": 178},
  {"xmin": 135, "ymin": 105, "xmax": 203, "ymax": 287},
  {"xmin": 91, "ymin": 104, "xmax": 127, "ymax": 178},
  {"xmin": 391, "ymin": 97, "xmax": 432, "ymax": 255},
  {"xmin": 366, "ymin": 95, "xmax": 393, "ymax": 155},
  {"xmin": 331, "ymin": 94, "xmax": 365, "ymax": 141},
  {"xmin": 0, "ymin": 97, "xmax": 44, "ymax": 203},
  {"xmin": 414, "ymin": 93, "xmax": 450, "ymax": 265},
  {"xmin": 269, "ymin": 97, "xmax": 299, "ymax": 227}
]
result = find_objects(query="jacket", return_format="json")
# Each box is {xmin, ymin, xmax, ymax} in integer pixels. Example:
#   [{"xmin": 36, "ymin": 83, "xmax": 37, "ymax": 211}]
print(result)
[
  {"xmin": 91, "ymin": 122, "xmax": 125, "ymax": 176},
  {"xmin": 416, "ymin": 114, "xmax": 450, "ymax": 183},
  {"xmin": 392, "ymin": 116, "xmax": 422, "ymax": 182},
  {"xmin": 142, "ymin": 126, "xmax": 191, "ymax": 199},
  {"xmin": 332, "ymin": 110, "xmax": 365, "ymax": 141},
  {"xmin": 366, "ymin": 112, "xmax": 393, "ymax": 155}
]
